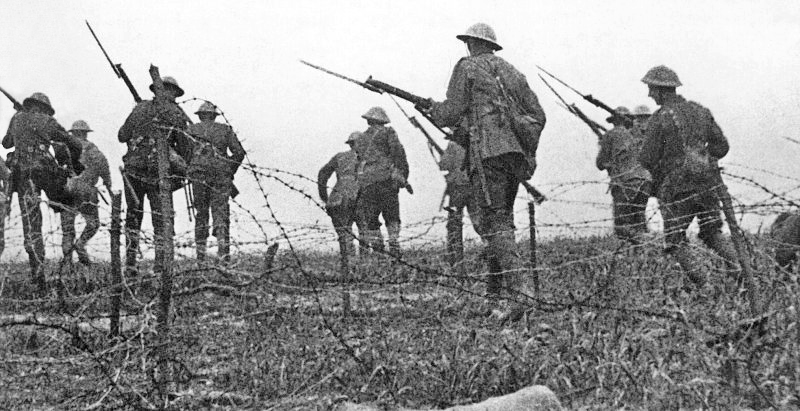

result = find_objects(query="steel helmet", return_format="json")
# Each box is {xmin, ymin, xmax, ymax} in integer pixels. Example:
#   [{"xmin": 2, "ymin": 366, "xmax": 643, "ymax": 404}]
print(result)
[
  {"xmin": 606, "ymin": 106, "xmax": 631, "ymax": 123},
  {"xmin": 69, "ymin": 120, "xmax": 93, "ymax": 132},
  {"xmin": 641, "ymin": 65, "xmax": 682, "ymax": 87},
  {"xmin": 456, "ymin": 23, "xmax": 502, "ymax": 51},
  {"xmin": 23, "ymin": 92, "xmax": 55, "ymax": 115},
  {"xmin": 361, "ymin": 106, "xmax": 390, "ymax": 124},
  {"xmin": 195, "ymin": 102, "xmax": 219, "ymax": 115},
  {"xmin": 149, "ymin": 76, "xmax": 185, "ymax": 96},
  {"xmin": 633, "ymin": 105, "xmax": 651, "ymax": 116},
  {"xmin": 345, "ymin": 131, "xmax": 362, "ymax": 144}
]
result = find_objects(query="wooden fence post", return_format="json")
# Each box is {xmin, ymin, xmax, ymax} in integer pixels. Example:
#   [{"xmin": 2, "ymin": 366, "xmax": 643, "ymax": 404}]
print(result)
[{"xmin": 109, "ymin": 191, "xmax": 122, "ymax": 338}]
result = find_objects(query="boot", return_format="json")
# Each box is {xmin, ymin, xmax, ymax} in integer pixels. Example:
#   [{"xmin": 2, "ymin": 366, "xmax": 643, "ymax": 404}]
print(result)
[
  {"xmin": 387, "ymin": 222, "xmax": 401, "ymax": 257},
  {"xmin": 673, "ymin": 245, "xmax": 706, "ymax": 288},
  {"xmin": 196, "ymin": 241, "xmax": 207, "ymax": 261}
]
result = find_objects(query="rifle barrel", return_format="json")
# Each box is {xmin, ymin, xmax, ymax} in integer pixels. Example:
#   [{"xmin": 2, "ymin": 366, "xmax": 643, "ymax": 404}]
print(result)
[
  {"xmin": 86, "ymin": 20, "xmax": 120, "ymax": 78},
  {"xmin": 300, "ymin": 60, "xmax": 383, "ymax": 94},
  {"xmin": 0, "ymin": 85, "xmax": 23, "ymax": 110}
]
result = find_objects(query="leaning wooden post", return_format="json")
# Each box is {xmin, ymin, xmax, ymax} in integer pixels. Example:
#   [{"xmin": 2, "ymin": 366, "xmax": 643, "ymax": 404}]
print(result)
[
  {"xmin": 528, "ymin": 201, "xmax": 539, "ymax": 295},
  {"xmin": 109, "ymin": 191, "xmax": 122, "ymax": 338},
  {"xmin": 149, "ymin": 64, "xmax": 176, "ymax": 396}
]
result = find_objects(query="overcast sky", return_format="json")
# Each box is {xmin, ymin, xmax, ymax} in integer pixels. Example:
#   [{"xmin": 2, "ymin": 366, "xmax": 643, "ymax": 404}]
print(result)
[{"xmin": 1, "ymin": 1, "xmax": 799, "ymax": 259}]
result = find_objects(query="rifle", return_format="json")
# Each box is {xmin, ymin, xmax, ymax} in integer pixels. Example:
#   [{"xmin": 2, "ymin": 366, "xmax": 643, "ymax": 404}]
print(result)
[
  {"xmin": 537, "ymin": 65, "xmax": 633, "ymax": 127},
  {"xmin": 389, "ymin": 96, "xmax": 547, "ymax": 205},
  {"xmin": 86, "ymin": 20, "xmax": 142, "ymax": 103},
  {"xmin": 0, "ymin": 85, "xmax": 23, "ymax": 111},
  {"xmin": 537, "ymin": 74, "xmax": 605, "ymax": 139}
]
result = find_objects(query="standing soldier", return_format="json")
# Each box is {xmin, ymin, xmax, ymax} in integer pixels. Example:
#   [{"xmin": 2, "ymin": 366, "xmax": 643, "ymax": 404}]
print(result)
[
  {"xmin": 423, "ymin": 23, "xmax": 546, "ymax": 301},
  {"xmin": 638, "ymin": 65, "xmax": 739, "ymax": 288},
  {"xmin": 352, "ymin": 107, "xmax": 410, "ymax": 256},
  {"xmin": 60, "ymin": 120, "xmax": 112, "ymax": 265},
  {"xmin": 439, "ymin": 141, "xmax": 484, "ymax": 267},
  {"xmin": 2, "ymin": 92, "xmax": 82, "ymax": 291},
  {"xmin": 595, "ymin": 106, "xmax": 652, "ymax": 242},
  {"xmin": 318, "ymin": 132, "xmax": 361, "ymax": 271},
  {"xmin": 187, "ymin": 102, "xmax": 245, "ymax": 262},
  {"xmin": 118, "ymin": 76, "xmax": 192, "ymax": 276}
]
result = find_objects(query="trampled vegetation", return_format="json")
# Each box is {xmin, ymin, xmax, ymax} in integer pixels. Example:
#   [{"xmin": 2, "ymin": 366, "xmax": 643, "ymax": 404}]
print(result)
[{"xmin": 0, "ymin": 234, "xmax": 798, "ymax": 410}]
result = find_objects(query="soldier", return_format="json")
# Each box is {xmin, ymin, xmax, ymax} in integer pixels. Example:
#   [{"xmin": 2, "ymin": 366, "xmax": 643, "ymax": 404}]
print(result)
[
  {"xmin": 638, "ymin": 65, "xmax": 739, "ymax": 288},
  {"xmin": 318, "ymin": 132, "xmax": 361, "ymax": 271},
  {"xmin": 769, "ymin": 212, "xmax": 800, "ymax": 271},
  {"xmin": 423, "ymin": 23, "xmax": 546, "ymax": 300},
  {"xmin": 187, "ymin": 102, "xmax": 245, "ymax": 262},
  {"xmin": 59, "ymin": 120, "xmax": 112, "ymax": 265},
  {"xmin": 2, "ymin": 92, "xmax": 83, "ymax": 291},
  {"xmin": 596, "ymin": 106, "xmax": 652, "ymax": 242},
  {"xmin": 118, "ymin": 76, "xmax": 192, "ymax": 276},
  {"xmin": 439, "ymin": 141, "xmax": 484, "ymax": 266},
  {"xmin": 352, "ymin": 106, "xmax": 410, "ymax": 256},
  {"xmin": 632, "ymin": 104, "xmax": 651, "ymax": 135}
]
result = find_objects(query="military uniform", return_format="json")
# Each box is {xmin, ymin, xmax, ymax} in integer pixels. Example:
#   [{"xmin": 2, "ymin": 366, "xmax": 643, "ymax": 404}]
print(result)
[
  {"xmin": 187, "ymin": 102, "xmax": 245, "ymax": 261},
  {"xmin": 428, "ymin": 24, "xmax": 546, "ymax": 295},
  {"xmin": 638, "ymin": 65, "xmax": 738, "ymax": 285},
  {"xmin": 2, "ymin": 93, "xmax": 81, "ymax": 288},
  {"xmin": 60, "ymin": 120, "xmax": 112, "ymax": 265},
  {"xmin": 118, "ymin": 77, "xmax": 191, "ymax": 275},
  {"xmin": 439, "ymin": 142, "xmax": 484, "ymax": 265},
  {"xmin": 353, "ymin": 107, "xmax": 409, "ymax": 255},
  {"xmin": 318, "ymin": 133, "xmax": 361, "ymax": 269},
  {"xmin": 596, "ymin": 107, "xmax": 652, "ymax": 241}
]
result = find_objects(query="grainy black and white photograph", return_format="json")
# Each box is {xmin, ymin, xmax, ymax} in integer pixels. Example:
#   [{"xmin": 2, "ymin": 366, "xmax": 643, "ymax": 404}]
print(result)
[{"xmin": 0, "ymin": 1, "xmax": 798, "ymax": 409}]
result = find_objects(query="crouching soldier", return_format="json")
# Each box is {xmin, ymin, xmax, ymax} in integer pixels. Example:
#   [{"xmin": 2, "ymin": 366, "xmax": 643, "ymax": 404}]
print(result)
[
  {"xmin": 59, "ymin": 120, "xmax": 112, "ymax": 265},
  {"xmin": 770, "ymin": 212, "xmax": 800, "ymax": 271},
  {"xmin": 318, "ymin": 132, "xmax": 361, "ymax": 272},
  {"xmin": 187, "ymin": 102, "xmax": 245, "ymax": 262},
  {"xmin": 2, "ymin": 92, "xmax": 83, "ymax": 291}
]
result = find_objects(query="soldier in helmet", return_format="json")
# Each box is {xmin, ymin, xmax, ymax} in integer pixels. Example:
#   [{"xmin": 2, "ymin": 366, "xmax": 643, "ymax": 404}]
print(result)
[
  {"xmin": 422, "ymin": 23, "xmax": 546, "ymax": 304},
  {"xmin": 2, "ymin": 92, "xmax": 83, "ymax": 291},
  {"xmin": 118, "ymin": 76, "xmax": 192, "ymax": 276},
  {"xmin": 59, "ymin": 120, "xmax": 112, "ymax": 265},
  {"xmin": 186, "ymin": 101, "xmax": 245, "ymax": 262},
  {"xmin": 352, "ymin": 106, "xmax": 410, "ymax": 256},
  {"xmin": 632, "ymin": 105, "xmax": 651, "ymax": 135},
  {"xmin": 596, "ymin": 106, "xmax": 652, "ymax": 242},
  {"xmin": 638, "ymin": 65, "xmax": 739, "ymax": 288},
  {"xmin": 439, "ymin": 141, "xmax": 485, "ymax": 267},
  {"xmin": 318, "ymin": 132, "xmax": 361, "ymax": 271}
]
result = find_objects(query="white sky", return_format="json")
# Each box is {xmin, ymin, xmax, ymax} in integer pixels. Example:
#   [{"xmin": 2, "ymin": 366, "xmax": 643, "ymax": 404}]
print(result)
[{"xmin": 1, "ymin": 1, "xmax": 799, "ymax": 258}]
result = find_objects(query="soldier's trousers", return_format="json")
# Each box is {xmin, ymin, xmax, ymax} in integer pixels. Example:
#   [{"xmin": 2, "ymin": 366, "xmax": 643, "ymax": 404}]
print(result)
[
  {"xmin": 60, "ymin": 196, "xmax": 99, "ymax": 264},
  {"xmin": 661, "ymin": 188, "xmax": 738, "ymax": 285},
  {"xmin": 327, "ymin": 203, "xmax": 358, "ymax": 272},
  {"xmin": 471, "ymin": 154, "xmax": 524, "ymax": 294},
  {"xmin": 446, "ymin": 182, "xmax": 483, "ymax": 265},
  {"xmin": 193, "ymin": 179, "xmax": 231, "ymax": 261},
  {"xmin": 124, "ymin": 173, "xmax": 173, "ymax": 277},
  {"xmin": 610, "ymin": 181, "xmax": 650, "ymax": 241},
  {"xmin": 356, "ymin": 181, "xmax": 400, "ymax": 254},
  {"xmin": 15, "ymin": 170, "xmax": 45, "ymax": 285}
]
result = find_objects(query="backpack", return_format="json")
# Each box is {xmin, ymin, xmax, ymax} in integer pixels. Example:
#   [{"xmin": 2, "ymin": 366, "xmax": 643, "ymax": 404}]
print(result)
[{"xmin": 671, "ymin": 103, "xmax": 717, "ymax": 185}]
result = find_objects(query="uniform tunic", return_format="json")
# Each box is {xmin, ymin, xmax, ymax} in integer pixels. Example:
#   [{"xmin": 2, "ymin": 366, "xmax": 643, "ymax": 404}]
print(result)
[
  {"xmin": 186, "ymin": 120, "xmax": 245, "ymax": 259},
  {"xmin": 318, "ymin": 150, "xmax": 360, "ymax": 255}
]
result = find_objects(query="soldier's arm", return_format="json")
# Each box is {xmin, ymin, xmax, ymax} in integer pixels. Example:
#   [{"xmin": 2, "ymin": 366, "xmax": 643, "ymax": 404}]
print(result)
[
  {"xmin": 638, "ymin": 115, "xmax": 664, "ymax": 172},
  {"xmin": 226, "ymin": 125, "xmax": 246, "ymax": 175},
  {"xmin": 430, "ymin": 59, "xmax": 472, "ymax": 128},
  {"xmin": 515, "ymin": 73, "xmax": 547, "ymax": 129},
  {"xmin": 3, "ymin": 112, "xmax": 20, "ymax": 149},
  {"xmin": 317, "ymin": 155, "xmax": 338, "ymax": 203},
  {"xmin": 118, "ymin": 101, "xmax": 150, "ymax": 143},
  {"xmin": 705, "ymin": 110, "xmax": 729, "ymax": 159},
  {"xmin": 596, "ymin": 134, "xmax": 611, "ymax": 171},
  {"xmin": 386, "ymin": 129, "xmax": 410, "ymax": 179}
]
